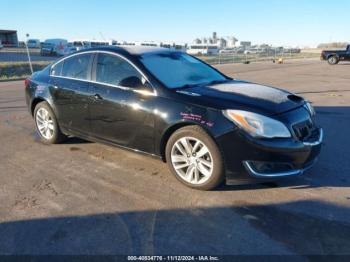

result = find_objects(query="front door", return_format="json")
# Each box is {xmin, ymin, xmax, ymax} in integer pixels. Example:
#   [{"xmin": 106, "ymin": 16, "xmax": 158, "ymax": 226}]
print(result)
[{"xmin": 89, "ymin": 52, "xmax": 156, "ymax": 152}]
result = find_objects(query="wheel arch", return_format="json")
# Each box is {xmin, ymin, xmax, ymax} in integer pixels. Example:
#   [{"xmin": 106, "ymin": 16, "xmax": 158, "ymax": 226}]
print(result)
[
  {"xmin": 30, "ymin": 97, "xmax": 46, "ymax": 116},
  {"xmin": 30, "ymin": 97, "xmax": 57, "ymax": 117},
  {"xmin": 159, "ymin": 121, "xmax": 216, "ymax": 162},
  {"xmin": 327, "ymin": 53, "xmax": 339, "ymax": 60}
]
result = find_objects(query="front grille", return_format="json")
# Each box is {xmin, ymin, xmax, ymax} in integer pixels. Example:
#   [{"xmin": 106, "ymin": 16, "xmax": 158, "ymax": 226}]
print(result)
[{"xmin": 292, "ymin": 119, "xmax": 315, "ymax": 141}]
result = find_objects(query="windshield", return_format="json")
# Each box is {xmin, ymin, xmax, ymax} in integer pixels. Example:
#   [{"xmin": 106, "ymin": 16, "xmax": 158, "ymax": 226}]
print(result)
[{"xmin": 140, "ymin": 52, "xmax": 227, "ymax": 89}]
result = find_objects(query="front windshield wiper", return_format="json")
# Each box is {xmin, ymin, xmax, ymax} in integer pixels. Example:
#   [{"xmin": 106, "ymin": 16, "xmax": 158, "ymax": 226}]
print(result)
[
  {"xmin": 174, "ymin": 79, "xmax": 228, "ymax": 89},
  {"xmin": 174, "ymin": 83, "xmax": 203, "ymax": 89},
  {"xmin": 205, "ymin": 79, "xmax": 229, "ymax": 86}
]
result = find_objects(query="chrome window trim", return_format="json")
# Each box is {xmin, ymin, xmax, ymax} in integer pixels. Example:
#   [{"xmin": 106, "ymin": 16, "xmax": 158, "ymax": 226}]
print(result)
[{"xmin": 50, "ymin": 50, "xmax": 157, "ymax": 96}]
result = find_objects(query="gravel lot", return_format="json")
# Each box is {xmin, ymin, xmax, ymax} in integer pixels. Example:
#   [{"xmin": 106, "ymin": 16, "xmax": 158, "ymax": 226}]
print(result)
[{"xmin": 0, "ymin": 59, "xmax": 349, "ymax": 257}]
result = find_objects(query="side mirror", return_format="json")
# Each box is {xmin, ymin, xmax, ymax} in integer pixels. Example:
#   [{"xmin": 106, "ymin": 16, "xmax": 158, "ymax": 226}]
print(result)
[
  {"xmin": 119, "ymin": 76, "xmax": 143, "ymax": 89},
  {"xmin": 120, "ymin": 76, "xmax": 155, "ymax": 96}
]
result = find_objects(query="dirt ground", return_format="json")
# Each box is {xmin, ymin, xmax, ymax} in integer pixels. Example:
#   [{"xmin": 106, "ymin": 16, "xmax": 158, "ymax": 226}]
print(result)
[{"xmin": 0, "ymin": 59, "xmax": 349, "ymax": 256}]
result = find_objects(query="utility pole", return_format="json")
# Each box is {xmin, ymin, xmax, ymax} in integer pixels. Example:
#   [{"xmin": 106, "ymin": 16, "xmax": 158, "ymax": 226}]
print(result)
[{"xmin": 25, "ymin": 33, "xmax": 33, "ymax": 74}]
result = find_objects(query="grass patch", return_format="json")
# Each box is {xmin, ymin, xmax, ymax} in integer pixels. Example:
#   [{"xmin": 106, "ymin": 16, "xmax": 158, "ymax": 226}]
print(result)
[{"xmin": 0, "ymin": 61, "xmax": 51, "ymax": 80}]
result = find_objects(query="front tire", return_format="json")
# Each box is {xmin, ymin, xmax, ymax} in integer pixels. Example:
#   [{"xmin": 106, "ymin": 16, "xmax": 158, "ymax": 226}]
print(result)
[
  {"xmin": 328, "ymin": 56, "xmax": 339, "ymax": 65},
  {"xmin": 165, "ymin": 126, "xmax": 224, "ymax": 190},
  {"xmin": 34, "ymin": 101, "xmax": 67, "ymax": 144}
]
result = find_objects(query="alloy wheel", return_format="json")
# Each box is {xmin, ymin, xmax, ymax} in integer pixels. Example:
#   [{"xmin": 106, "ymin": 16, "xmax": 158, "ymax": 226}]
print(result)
[
  {"xmin": 329, "ymin": 57, "xmax": 337, "ymax": 64},
  {"xmin": 171, "ymin": 137, "xmax": 214, "ymax": 185},
  {"xmin": 36, "ymin": 107, "xmax": 55, "ymax": 140}
]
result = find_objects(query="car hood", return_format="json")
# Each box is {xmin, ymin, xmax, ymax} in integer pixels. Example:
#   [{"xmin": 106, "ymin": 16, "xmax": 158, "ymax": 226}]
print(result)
[{"xmin": 176, "ymin": 80, "xmax": 305, "ymax": 115}]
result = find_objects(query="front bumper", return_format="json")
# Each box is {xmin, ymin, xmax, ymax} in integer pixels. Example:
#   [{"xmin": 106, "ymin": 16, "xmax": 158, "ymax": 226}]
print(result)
[
  {"xmin": 243, "ymin": 128, "xmax": 323, "ymax": 178},
  {"xmin": 217, "ymin": 127, "xmax": 323, "ymax": 185}
]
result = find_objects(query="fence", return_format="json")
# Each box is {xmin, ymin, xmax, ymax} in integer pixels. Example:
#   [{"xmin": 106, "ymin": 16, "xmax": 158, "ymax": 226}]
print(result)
[
  {"xmin": 197, "ymin": 50, "xmax": 320, "ymax": 65},
  {"xmin": 0, "ymin": 47, "xmax": 321, "ymax": 80}
]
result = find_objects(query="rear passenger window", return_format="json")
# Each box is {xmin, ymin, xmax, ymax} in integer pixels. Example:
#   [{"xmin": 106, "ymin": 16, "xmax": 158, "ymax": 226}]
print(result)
[
  {"xmin": 61, "ymin": 54, "xmax": 92, "ymax": 80},
  {"xmin": 96, "ymin": 53, "xmax": 142, "ymax": 87},
  {"xmin": 51, "ymin": 61, "xmax": 63, "ymax": 76}
]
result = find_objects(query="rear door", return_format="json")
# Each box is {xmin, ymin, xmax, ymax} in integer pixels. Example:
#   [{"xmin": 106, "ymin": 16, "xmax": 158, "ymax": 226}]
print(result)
[{"xmin": 50, "ymin": 53, "xmax": 94, "ymax": 135}]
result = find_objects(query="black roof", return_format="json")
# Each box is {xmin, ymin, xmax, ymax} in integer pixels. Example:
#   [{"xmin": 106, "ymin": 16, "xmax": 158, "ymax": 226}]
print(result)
[{"xmin": 79, "ymin": 45, "xmax": 174, "ymax": 56}]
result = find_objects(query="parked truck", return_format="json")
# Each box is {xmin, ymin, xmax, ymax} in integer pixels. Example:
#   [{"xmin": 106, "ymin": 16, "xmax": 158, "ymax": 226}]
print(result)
[
  {"xmin": 321, "ymin": 44, "xmax": 350, "ymax": 65},
  {"xmin": 40, "ymin": 39, "xmax": 68, "ymax": 56}
]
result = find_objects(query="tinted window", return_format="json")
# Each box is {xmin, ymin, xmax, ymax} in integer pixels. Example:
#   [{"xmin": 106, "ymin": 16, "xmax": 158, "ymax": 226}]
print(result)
[
  {"xmin": 61, "ymin": 54, "xmax": 92, "ymax": 80},
  {"xmin": 96, "ymin": 53, "xmax": 143, "ymax": 87},
  {"xmin": 51, "ymin": 61, "xmax": 63, "ymax": 76},
  {"xmin": 140, "ymin": 52, "xmax": 226, "ymax": 89}
]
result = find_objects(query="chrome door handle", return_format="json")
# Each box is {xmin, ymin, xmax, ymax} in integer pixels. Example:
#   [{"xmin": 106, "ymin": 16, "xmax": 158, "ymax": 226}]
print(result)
[{"xmin": 92, "ymin": 94, "xmax": 103, "ymax": 100}]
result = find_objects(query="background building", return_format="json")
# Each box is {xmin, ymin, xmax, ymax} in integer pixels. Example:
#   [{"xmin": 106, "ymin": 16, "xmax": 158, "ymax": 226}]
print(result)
[
  {"xmin": 226, "ymin": 37, "xmax": 239, "ymax": 48},
  {"xmin": 191, "ymin": 32, "xmax": 238, "ymax": 49},
  {"xmin": 238, "ymin": 41, "xmax": 251, "ymax": 49},
  {"xmin": 0, "ymin": 29, "xmax": 18, "ymax": 47}
]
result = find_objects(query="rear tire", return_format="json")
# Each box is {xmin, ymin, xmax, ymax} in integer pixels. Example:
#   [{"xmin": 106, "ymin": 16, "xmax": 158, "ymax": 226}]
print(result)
[
  {"xmin": 34, "ymin": 101, "xmax": 67, "ymax": 144},
  {"xmin": 328, "ymin": 56, "xmax": 339, "ymax": 65},
  {"xmin": 165, "ymin": 126, "xmax": 224, "ymax": 190}
]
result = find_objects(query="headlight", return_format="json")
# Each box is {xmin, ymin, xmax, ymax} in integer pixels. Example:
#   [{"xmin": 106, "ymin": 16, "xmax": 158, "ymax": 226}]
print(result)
[
  {"xmin": 223, "ymin": 110, "xmax": 291, "ymax": 138},
  {"xmin": 305, "ymin": 101, "xmax": 315, "ymax": 116}
]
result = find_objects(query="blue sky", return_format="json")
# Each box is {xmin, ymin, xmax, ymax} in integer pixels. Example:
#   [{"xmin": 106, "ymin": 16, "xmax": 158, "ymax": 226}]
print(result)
[{"xmin": 2, "ymin": 0, "xmax": 349, "ymax": 47}]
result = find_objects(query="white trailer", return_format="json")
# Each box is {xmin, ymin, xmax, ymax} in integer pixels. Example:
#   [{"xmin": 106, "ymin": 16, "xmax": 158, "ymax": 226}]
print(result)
[{"xmin": 187, "ymin": 44, "xmax": 219, "ymax": 55}]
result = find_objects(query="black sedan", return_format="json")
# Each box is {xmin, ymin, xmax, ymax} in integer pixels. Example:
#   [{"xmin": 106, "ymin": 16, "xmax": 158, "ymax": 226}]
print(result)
[{"xmin": 25, "ymin": 46, "xmax": 323, "ymax": 190}]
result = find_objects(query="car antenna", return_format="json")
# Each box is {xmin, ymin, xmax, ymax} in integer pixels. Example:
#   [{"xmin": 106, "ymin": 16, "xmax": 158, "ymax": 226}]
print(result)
[{"xmin": 25, "ymin": 33, "xmax": 33, "ymax": 74}]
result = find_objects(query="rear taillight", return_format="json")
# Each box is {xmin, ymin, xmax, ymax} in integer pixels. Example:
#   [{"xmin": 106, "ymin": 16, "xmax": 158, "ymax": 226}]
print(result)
[{"xmin": 24, "ymin": 78, "xmax": 30, "ymax": 88}]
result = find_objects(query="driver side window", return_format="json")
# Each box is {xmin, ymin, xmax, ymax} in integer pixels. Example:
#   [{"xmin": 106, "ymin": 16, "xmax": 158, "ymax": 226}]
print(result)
[{"xmin": 96, "ymin": 53, "xmax": 144, "ymax": 88}]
